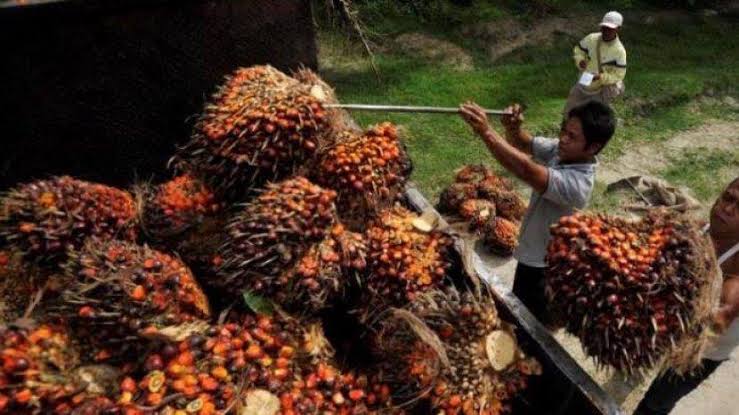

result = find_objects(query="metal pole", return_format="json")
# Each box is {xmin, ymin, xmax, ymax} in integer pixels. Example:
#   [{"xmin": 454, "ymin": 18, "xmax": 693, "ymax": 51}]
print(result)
[{"xmin": 325, "ymin": 104, "xmax": 512, "ymax": 116}]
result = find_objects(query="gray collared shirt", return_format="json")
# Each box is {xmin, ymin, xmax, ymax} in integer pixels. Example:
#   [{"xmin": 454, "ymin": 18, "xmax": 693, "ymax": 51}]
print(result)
[{"xmin": 513, "ymin": 136, "xmax": 597, "ymax": 267}]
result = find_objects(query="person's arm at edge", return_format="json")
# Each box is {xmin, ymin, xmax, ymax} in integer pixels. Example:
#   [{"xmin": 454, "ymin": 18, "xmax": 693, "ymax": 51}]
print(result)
[
  {"xmin": 460, "ymin": 102, "xmax": 548, "ymax": 194},
  {"xmin": 714, "ymin": 275, "xmax": 739, "ymax": 332}
]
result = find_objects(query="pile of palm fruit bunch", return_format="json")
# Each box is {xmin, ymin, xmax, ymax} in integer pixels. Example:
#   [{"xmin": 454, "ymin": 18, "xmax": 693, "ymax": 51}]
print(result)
[
  {"xmin": 170, "ymin": 65, "xmax": 332, "ymax": 202},
  {"xmin": 0, "ymin": 65, "xmax": 545, "ymax": 414},
  {"xmin": 311, "ymin": 122, "xmax": 412, "ymax": 228},
  {"xmin": 372, "ymin": 288, "xmax": 542, "ymax": 414},
  {"xmin": 545, "ymin": 211, "xmax": 719, "ymax": 374},
  {"xmin": 437, "ymin": 165, "xmax": 527, "ymax": 256}
]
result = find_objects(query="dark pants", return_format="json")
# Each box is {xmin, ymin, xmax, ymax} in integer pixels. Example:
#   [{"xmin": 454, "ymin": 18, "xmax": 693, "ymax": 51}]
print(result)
[
  {"xmin": 633, "ymin": 359, "xmax": 724, "ymax": 415},
  {"xmin": 512, "ymin": 263, "xmax": 550, "ymax": 325}
]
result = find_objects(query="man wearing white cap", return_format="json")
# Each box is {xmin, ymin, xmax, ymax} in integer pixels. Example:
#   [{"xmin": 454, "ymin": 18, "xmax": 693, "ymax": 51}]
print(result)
[{"xmin": 563, "ymin": 11, "xmax": 627, "ymax": 116}]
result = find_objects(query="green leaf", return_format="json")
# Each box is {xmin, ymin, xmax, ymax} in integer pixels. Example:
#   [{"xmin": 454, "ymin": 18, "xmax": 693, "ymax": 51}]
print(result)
[{"xmin": 242, "ymin": 291, "xmax": 275, "ymax": 316}]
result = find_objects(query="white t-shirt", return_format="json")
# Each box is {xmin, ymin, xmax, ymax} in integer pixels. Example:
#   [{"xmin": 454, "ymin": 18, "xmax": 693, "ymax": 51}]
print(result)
[{"xmin": 513, "ymin": 136, "xmax": 597, "ymax": 267}]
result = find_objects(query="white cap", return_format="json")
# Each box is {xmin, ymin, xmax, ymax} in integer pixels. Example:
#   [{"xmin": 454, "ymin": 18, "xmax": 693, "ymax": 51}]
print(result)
[{"xmin": 600, "ymin": 11, "xmax": 623, "ymax": 29}]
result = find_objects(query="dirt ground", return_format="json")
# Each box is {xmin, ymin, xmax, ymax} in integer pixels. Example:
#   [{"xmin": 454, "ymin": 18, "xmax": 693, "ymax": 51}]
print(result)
[{"xmin": 598, "ymin": 119, "xmax": 739, "ymax": 188}]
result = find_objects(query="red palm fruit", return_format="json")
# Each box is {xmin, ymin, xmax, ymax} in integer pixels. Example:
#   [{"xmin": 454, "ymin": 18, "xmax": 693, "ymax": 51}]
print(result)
[
  {"xmin": 0, "ymin": 322, "xmax": 118, "ymax": 414},
  {"xmin": 0, "ymin": 176, "xmax": 138, "ymax": 267},
  {"xmin": 482, "ymin": 217, "xmax": 520, "ymax": 256},
  {"xmin": 170, "ymin": 65, "xmax": 331, "ymax": 201},
  {"xmin": 438, "ymin": 182, "xmax": 478, "ymax": 214},
  {"xmin": 458, "ymin": 199, "xmax": 496, "ymax": 222},
  {"xmin": 60, "ymin": 238, "xmax": 210, "ymax": 361},
  {"xmin": 216, "ymin": 177, "xmax": 338, "ymax": 302},
  {"xmin": 312, "ymin": 123, "xmax": 412, "ymax": 230},
  {"xmin": 364, "ymin": 206, "xmax": 454, "ymax": 306},
  {"xmin": 276, "ymin": 224, "xmax": 367, "ymax": 313},
  {"xmin": 545, "ymin": 211, "xmax": 718, "ymax": 374},
  {"xmin": 136, "ymin": 174, "xmax": 221, "ymax": 242},
  {"xmin": 482, "ymin": 188, "xmax": 527, "ymax": 222}
]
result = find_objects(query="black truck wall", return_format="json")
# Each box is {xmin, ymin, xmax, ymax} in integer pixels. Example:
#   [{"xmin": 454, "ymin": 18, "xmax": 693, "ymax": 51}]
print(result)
[{"xmin": 0, "ymin": 0, "xmax": 317, "ymax": 190}]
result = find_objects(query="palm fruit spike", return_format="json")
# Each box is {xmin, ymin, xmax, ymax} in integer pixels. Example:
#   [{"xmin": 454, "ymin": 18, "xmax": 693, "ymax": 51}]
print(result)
[
  {"xmin": 545, "ymin": 211, "xmax": 718, "ymax": 374},
  {"xmin": 437, "ymin": 182, "xmax": 478, "ymax": 214},
  {"xmin": 217, "ymin": 177, "xmax": 337, "ymax": 299},
  {"xmin": 118, "ymin": 313, "xmax": 307, "ymax": 415},
  {"xmin": 171, "ymin": 65, "xmax": 330, "ymax": 201},
  {"xmin": 0, "ymin": 322, "xmax": 118, "ymax": 414},
  {"xmin": 136, "ymin": 174, "xmax": 221, "ymax": 242},
  {"xmin": 482, "ymin": 217, "xmax": 520, "ymax": 256},
  {"xmin": 365, "ymin": 206, "xmax": 454, "ymax": 305},
  {"xmin": 482, "ymin": 188, "xmax": 527, "ymax": 222},
  {"xmin": 276, "ymin": 224, "xmax": 367, "ymax": 313},
  {"xmin": 312, "ymin": 123, "xmax": 412, "ymax": 229},
  {"xmin": 0, "ymin": 176, "xmax": 138, "ymax": 267},
  {"xmin": 59, "ymin": 239, "xmax": 210, "ymax": 361},
  {"xmin": 374, "ymin": 289, "xmax": 541, "ymax": 414}
]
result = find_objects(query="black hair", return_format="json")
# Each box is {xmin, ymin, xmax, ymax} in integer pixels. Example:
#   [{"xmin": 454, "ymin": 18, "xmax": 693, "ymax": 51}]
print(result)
[{"xmin": 567, "ymin": 101, "xmax": 616, "ymax": 154}]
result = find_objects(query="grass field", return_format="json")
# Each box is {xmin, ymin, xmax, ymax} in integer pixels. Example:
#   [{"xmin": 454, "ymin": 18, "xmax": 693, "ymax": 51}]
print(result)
[{"xmin": 316, "ymin": 5, "xmax": 739, "ymax": 210}]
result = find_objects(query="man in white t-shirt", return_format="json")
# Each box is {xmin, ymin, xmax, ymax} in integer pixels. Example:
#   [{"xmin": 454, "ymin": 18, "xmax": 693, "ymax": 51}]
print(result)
[{"xmin": 635, "ymin": 177, "xmax": 739, "ymax": 414}]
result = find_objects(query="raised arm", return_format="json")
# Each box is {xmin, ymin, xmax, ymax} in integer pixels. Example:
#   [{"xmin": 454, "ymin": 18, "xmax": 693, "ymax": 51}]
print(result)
[
  {"xmin": 501, "ymin": 104, "xmax": 535, "ymax": 155},
  {"xmin": 460, "ymin": 102, "xmax": 548, "ymax": 194}
]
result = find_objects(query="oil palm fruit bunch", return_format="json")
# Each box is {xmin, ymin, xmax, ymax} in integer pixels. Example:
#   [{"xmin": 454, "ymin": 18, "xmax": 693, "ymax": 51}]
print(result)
[
  {"xmin": 438, "ymin": 183, "xmax": 478, "ymax": 215},
  {"xmin": 136, "ymin": 174, "xmax": 221, "ymax": 242},
  {"xmin": 216, "ymin": 177, "xmax": 337, "ymax": 301},
  {"xmin": 0, "ymin": 176, "xmax": 138, "ymax": 268},
  {"xmin": 482, "ymin": 218, "xmax": 520, "ymax": 256},
  {"xmin": 458, "ymin": 199, "xmax": 496, "ymax": 228},
  {"xmin": 478, "ymin": 185, "xmax": 526, "ymax": 223},
  {"xmin": 59, "ymin": 239, "xmax": 210, "ymax": 362},
  {"xmin": 0, "ymin": 321, "xmax": 118, "ymax": 414},
  {"xmin": 278, "ymin": 224, "xmax": 367, "ymax": 313},
  {"xmin": 374, "ymin": 289, "xmax": 541, "ymax": 415},
  {"xmin": 545, "ymin": 211, "xmax": 718, "ymax": 374},
  {"xmin": 172, "ymin": 65, "xmax": 330, "ymax": 201},
  {"xmin": 117, "ymin": 313, "xmax": 307, "ymax": 415},
  {"xmin": 365, "ymin": 206, "xmax": 455, "ymax": 305},
  {"xmin": 312, "ymin": 122, "xmax": 411, "ymax": 229}
]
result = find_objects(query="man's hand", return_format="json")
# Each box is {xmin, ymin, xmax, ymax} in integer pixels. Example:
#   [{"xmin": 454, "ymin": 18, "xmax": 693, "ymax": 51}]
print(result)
[
  {"xmin": 593, "ymin": 73, "xmax": 602, "ymax": 81},
  {"xmin": 459, "ymin": 101, "xmax": 492, "ymax": 138},
  {"xmin": 578, "ymin": 60, "xmax": 588, "ymax": 70},
  {"xmin": 501, "ymin": 104, "xmax": 524, "ymax": 133}
]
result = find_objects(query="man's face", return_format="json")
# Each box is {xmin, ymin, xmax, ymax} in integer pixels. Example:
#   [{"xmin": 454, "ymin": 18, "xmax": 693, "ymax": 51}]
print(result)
[
  {"xmin": 558, "ymin": 117, "xmax": 596, "ymax": 162},
  {"xmin": 601, "ymin": 26, "xmax": 618, "ymax": 41},
  {"xmin": 710, "ymin": 180, "xmax": 739, "ymax": 241}
]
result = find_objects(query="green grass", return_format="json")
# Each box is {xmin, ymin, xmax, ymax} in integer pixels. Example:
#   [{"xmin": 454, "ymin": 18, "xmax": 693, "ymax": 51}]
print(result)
[
  {"xmin": 662, "ymin": 149, "xmax": 739, "ymax": 201},
  {"xmin": 317, "ymin": 9, "xmax": 739, "ymax": 207}
]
